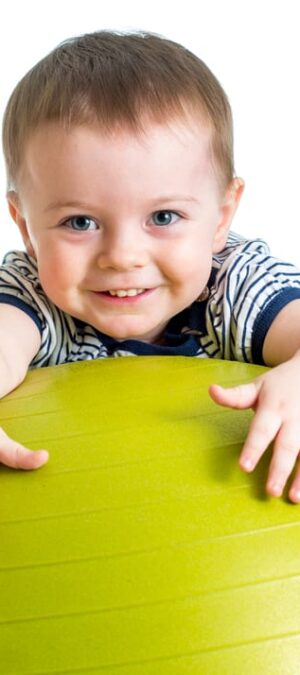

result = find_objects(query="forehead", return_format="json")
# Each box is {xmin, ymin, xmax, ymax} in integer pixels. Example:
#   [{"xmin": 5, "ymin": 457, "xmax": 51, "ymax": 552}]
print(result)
[{"xmin": 18, "ymin": 116, "xmax": 217, "ymax": 200}]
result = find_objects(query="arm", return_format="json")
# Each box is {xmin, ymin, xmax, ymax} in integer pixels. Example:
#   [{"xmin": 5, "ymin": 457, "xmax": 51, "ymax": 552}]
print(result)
[
  {"xmin": 0, "ymin": 304, "xmax": 49, "ymax": 469},
  {"xmin": 209, "ymin": 299, "xmax": 300, "ymax": 503}
]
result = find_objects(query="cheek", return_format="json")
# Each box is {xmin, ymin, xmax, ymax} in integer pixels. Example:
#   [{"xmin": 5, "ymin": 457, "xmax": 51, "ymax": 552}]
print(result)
[
  {"xmin": 163, "ymin": 236, "xmax": 212, "ymax": 287},
  {"xmin": 36, "ymin": 243, "xmax": 77, "ymax": 296}
]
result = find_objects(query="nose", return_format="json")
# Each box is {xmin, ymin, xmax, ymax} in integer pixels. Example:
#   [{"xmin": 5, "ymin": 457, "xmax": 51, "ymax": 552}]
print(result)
[{"xmin": 96, "ymin": 226, "xmax": 148, "ymax": 271}]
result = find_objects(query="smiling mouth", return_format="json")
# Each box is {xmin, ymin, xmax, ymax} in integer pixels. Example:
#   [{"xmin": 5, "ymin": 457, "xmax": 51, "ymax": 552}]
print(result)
[{"xmin": 93, "ymin": 288, "xmax": 153, "ymax": 302}]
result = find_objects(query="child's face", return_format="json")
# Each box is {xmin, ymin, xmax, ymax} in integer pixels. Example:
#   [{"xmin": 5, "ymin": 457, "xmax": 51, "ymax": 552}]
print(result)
[{"xmin": 9, "ymin": 118, "xmax": 242, "ymax": 343}]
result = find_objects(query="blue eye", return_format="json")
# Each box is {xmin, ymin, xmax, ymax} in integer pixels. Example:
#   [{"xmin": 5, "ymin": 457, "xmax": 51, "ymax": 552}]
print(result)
[
  {"xmin": 152, "ymin": 211, "xmax": 179, "ymax": 227},
  {"xmin": 65, "ymin": 216, "xmax": 98, "ymax": 231}
]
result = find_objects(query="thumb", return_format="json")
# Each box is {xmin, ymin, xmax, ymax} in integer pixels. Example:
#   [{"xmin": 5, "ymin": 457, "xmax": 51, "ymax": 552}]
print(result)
[
  {"xmin": 0, "ymin": 427, "xmax": 49, "ymax": 470},
  {"xmin": 209, "ymin": 380, "xmax": 261, "ymax": 410}
]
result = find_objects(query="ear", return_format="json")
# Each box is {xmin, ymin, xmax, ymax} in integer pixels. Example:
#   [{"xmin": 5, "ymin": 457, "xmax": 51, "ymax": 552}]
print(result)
[
  {"xmin": 7, "ymin": 191, "xmax": 36, "ymax": 258},
  {"xmin": 212, "ymin": 178, "xmax": 245, "ymax": 253}
]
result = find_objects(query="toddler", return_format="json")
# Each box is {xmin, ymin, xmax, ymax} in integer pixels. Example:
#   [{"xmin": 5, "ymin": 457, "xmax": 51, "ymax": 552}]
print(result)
[{"xmin": 1, "ymin": 30, "xmax": 300, "ymax": 502}]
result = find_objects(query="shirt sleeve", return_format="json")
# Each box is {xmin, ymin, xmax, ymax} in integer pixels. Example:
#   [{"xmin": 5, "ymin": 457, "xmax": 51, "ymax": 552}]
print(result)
[
  {"xmin": 207, "ymin": 237, "xmax": 300, "ymax": 364},
  {"xmin": 0, "ymin": 250, "xmax": 71, "ymax": 367}
]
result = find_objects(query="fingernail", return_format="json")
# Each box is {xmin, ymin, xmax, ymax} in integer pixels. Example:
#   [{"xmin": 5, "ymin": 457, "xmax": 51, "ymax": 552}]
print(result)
[
  {"xmin": 269, "ymin": 482, "xmax": 283, "ymax": 496},
  {"xmin": 291, "ymin": 489, "xmax": 300, "ymax": 502},
  {"xmin": 241, "ymin": 457, "xmax": 253, "ymax": 471}
]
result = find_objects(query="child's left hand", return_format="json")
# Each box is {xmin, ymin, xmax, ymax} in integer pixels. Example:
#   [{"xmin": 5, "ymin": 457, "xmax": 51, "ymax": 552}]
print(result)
[{"xmin": 209, "ymin": 350, "xmax": 300, "ymax": 503}]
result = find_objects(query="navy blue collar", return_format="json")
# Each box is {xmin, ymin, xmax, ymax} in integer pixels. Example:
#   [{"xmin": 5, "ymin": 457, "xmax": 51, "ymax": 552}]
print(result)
[{"xmin": 93, "ymin": 295, "xmax": 209, "ymax": 357}]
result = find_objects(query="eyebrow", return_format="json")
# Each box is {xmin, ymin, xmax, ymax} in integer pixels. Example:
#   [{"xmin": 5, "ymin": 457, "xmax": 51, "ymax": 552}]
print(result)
[
  {"xmin": 152, "ymin": 195, "xmax": 201, "ymax": 205},
  {"xmin": 44, "ymin": 201, "xmax": 95, "ymax": 213}
]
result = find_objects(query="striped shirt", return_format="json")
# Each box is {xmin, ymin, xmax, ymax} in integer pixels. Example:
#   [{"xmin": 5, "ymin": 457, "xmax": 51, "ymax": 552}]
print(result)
[{"xmin": 1, "ymin": 232, "xmax": 300, "ymax": 368}]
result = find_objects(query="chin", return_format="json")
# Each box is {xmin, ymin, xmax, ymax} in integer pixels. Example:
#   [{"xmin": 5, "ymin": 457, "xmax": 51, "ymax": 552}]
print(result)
[{"xmin": 104, "ymin": 326, "xmax": 155, "ymax": 342}]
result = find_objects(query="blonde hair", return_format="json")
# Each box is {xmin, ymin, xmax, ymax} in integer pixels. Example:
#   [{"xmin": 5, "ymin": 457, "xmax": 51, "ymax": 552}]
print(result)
[{"xmin": 2, "ymin": 30, "xmax": 234, "ymax": 191}]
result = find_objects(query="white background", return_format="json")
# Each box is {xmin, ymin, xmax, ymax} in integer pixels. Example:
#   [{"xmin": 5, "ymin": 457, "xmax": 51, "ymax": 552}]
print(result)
[{"xmin": 1, "ymin": 0, "xmax": 299, "ymax": 263}]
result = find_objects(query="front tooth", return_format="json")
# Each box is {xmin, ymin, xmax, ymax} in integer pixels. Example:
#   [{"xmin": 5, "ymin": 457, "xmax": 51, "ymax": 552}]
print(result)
[{"xmin": 126, "ymin": 289, "xmax": 145, "ymax": 296}]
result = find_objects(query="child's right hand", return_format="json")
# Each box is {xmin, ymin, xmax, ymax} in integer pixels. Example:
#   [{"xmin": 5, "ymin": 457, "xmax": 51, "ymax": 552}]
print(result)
[{"xmin": 0, "ymin": 426, "xmax": 49, "ymax": 469}]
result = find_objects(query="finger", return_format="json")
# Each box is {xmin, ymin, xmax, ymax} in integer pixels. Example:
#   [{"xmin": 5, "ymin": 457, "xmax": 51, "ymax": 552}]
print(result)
[
  {"xmin": 239, "ymin": 408, "xmax": 281, "ymax": 472},
  {"xmin": 288, "ymin": 461, "xmax": 300, "ymax": 504},
  {"xmin": 0, "ymin": 429, "xmax": 48, "ymax": 470},
  {"xmin": 266, "ymin": 422, "xmax": 300, "ymax": 498},
  {"xmin": 209, "ymin": 381, "xmax": 260, "ymax": 410}
]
